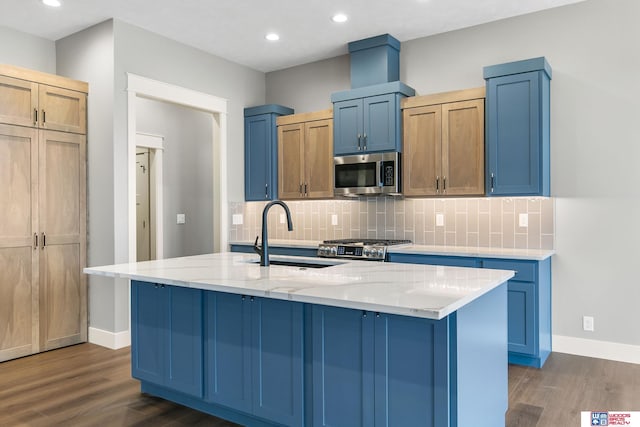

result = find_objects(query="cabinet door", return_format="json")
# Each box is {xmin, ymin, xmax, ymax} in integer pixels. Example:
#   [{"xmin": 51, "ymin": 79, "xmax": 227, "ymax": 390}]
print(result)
[
  {"xmin": 442, "ymin": 99, "xmax": 484, "ymax": 195},
  {"xmin": 387, "ymin": 253, "xmax": 481, "ymax": 267},
  {"xmin": 167, "ymin": 286, "xmax": 203, "ymax": 397},
  {"xmin": 402, "ymin": 105, "xmax": 441, "ymax": 196},
  {"xmin": 505, "ymin": 281, "xmax": 536, "ymax": 355},
  {"xmin": 304, "ymin": 119, "xmax": 334, "ymax": 199},
  {"xmin": 312, "ymin": 305, "xmax": 374, "ymax": 427},
  {"xmin": 38, "ymin": 85, "xmax": 87, "ymax": 134},
  {"xmin": 486, "ymin": 71, "xmax": 541, "ymax": 195},
  {"xmin": 131, "ymin": 281, "xmax": 167, "ymax": 385},
  {"xmin": 204, "ymin": 292, "xmax": 252, "ymax": 412},
  {"xmin": 245, "ymin": 113, "xmax": 275, "ymax": 201},
  {"xmin": 251, "ymin": 297, "xmax": 304, "ymax": 427},
  {"xmin": 363, "ymin": 94, "xmax": 397, "ymax": 153},
  {"xmin": 374, "ymin": 314, "xmax": 450, "ymax": 427},
  {"xmin": 0, "ymin": 125, "xmax": 39, "ymax": 362},
  {"xmin": 39, "ymin": 130, "xmax": 87, "ymax": 351},
  {"xmin": 333, "ymin": 99, "xmax": 363, "ymax": 155},
  {"xmin": 0, "ymin": 75, "xmax": 38, "ymax": 128},
  {"xmin": 278, "ymin": 123, "xmax": 305, "ymax": 199}
]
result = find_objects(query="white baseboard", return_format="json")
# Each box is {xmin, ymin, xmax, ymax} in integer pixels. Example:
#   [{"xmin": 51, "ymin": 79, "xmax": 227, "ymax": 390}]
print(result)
[
  {"xmin": 553, "ymin": 334, "xmax": 640, "ymax": 364},
  {"xmin": 88, "ymin": 327, "xmax": 131, "ymax": 350}
]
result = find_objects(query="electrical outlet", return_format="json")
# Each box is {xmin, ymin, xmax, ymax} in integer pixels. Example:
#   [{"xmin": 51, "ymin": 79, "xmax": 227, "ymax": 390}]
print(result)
[
  {"xmin": 331, "ymin": 214, "xmax": 338, "ymax": 226},
  {"xmin": 232, "ymin": 214, "xmax": 243, "ymax": 225},
  {"xmin": 436, "ymin": 213, "xmax": 444, "ymax": 227},
  {"xmin": 519, "ymin": 213, "xmax": 529, "ymax": 227},
  {"xmin": 279, "ymin": 213, "xmax": 285, "ymax": 224},
  {"xmin": 583, "ymin": 316, "xmax": 594, "ymax": 332},
  {"xmin": 176, "ymin": 213, "xmax": 186, "ymax": 224}
]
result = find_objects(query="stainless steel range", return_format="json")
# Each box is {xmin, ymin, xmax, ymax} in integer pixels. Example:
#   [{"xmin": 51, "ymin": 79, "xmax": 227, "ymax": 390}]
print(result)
[{"xmin": 317, "ymin": 239, "xmax": 412, "ymax": 261}]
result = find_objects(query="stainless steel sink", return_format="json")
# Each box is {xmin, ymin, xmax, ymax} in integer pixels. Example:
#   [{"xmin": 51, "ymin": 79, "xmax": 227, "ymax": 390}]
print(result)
[{"xmin": 248, "ymin": 257, "xmax": 342, "ymax": 269}]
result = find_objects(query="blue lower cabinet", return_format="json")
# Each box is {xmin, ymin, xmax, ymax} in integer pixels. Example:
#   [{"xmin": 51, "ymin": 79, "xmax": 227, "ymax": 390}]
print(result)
[
  {"xmin": 251, "ymin": 298, "xmax": 304, "ymax": 426},
  {"xmin": 131, "ymin": 281, "xmax": 203, "ymax": 398},
  {"xmin": 388, "ymin": 253, "xmax": 552, "ymax": 368},
  {"xmin": 311, "ymin": 305, "xmax": 374, "ymax": 427},
  {"xmin": 374, "ymin": 313, "xmax": 450, "ymax": 427},
  {"xmin": 204, "ymin": 292, "xmax": 252, "ymax": 412},
  {"xmin": 204, "ymin": 293, "xmax": 304, "ymax": 426}
]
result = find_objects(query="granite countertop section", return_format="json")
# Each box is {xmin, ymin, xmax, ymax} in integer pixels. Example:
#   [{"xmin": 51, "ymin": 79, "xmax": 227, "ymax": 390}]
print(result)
[
  {"xmin": 229, "ymin": 239, "xmax": 555, "ymax": 260},
  {"xmin": 84, "ymin": 252, "xmax": 513, "ymax": 320}
]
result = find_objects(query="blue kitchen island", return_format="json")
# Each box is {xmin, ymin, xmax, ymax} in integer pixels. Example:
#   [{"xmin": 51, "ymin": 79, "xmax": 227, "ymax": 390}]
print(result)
[{"xmin": 85, "ymin": 252, "xmax": 514, "ymax": 427}]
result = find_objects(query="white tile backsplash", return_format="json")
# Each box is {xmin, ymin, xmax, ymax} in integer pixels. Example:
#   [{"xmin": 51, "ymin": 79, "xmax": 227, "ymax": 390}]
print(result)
[{"xmin": 230, "ymin": 197, "xmax": 555, "ymax": 250}]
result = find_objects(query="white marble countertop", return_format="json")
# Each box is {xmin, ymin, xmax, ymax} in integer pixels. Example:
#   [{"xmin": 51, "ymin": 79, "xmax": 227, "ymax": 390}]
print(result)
[
  {"xmin": 84, "ymin": 252, "xmax": 513, "ymax": 320},
  {"xmin": 229, "ymin": 239, "xmax": 555, "ymax": 260}
]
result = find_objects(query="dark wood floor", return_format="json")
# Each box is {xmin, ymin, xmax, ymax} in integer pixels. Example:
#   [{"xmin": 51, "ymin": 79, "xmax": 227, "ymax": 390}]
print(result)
[{"xmin": 1, "ymin": 343, "xmax": 639, "ymax": 426}]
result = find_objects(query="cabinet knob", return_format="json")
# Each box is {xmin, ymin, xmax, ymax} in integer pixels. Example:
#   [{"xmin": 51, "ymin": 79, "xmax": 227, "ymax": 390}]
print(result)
[{"xmin": 362, "ymin": 311, "xmax": 367, "ymax": 318}]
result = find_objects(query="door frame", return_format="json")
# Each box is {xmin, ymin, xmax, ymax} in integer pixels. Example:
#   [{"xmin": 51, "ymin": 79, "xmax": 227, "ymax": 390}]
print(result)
[
  {"xmin": 136, "ymin": 133, "xmax": 164, "ymax": 260},
  {"xmin": 126, "ymin": 73, "xmax": 228, "ymax": 262}
]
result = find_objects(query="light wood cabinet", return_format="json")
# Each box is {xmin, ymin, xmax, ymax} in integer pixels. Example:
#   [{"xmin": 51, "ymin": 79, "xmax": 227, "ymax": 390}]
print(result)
[
  {"xmin": 0, "ymin": 66, "xmax": 87, "ymax": 134},
  {"xmin": 402, "ymin": 88, "xmax": 485, "ymax": 197},
  {"xmin": 0, "ymin": 65, "xmax": 87, "ymax": 362},
  {"xmin": 277, "ymin": 110, "xmax": 333, "ymax": 200}
]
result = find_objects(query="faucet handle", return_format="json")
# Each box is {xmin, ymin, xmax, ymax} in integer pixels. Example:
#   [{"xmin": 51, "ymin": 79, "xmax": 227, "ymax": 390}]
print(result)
[{"xmin": 253, "ymin": 236, "xmax": 263, "ymax": 256}]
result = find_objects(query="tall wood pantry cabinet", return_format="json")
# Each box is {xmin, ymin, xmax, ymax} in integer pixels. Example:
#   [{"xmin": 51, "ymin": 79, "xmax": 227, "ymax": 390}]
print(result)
[{"xmin": 0, "ymin": 64, "xmax": 87, "ymax": 362}]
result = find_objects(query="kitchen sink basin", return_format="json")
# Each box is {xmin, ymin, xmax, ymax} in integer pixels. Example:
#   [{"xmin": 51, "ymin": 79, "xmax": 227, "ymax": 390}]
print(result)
[{"xmin": 248, "ymin": 257, "xmax": 342, "ymax": 269}]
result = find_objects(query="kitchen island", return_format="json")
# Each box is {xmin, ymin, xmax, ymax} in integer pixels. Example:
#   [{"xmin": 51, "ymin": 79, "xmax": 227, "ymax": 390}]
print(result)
[{"xmin": 85, "ymin": 252, "xmax": 514, "ymax": 427}]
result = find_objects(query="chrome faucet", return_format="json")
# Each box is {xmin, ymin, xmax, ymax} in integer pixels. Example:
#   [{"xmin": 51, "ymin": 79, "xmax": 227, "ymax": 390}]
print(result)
[{"xmin": 254, "ymin": 200, "xmax": 293, "ymax": 266}]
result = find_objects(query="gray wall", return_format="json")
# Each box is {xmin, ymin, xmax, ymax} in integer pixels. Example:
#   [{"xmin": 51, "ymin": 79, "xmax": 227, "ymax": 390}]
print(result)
[
  {"xmin": 57, "ymin": 19, "xmax": 265, "ymax": 333},
  {"xmin": 136, "ymin": 97, "xmax": 214, "ymax": 258},
  {"xmin": 0, "ymin": 26, "xmax": 55, "ymax": 73},
  {"xmin": 265, "ymin": 0, "xmax": 640, "ymax": 346},
  {"xmin": 56, "ymin": 21, "xmax": 117, "ymax": 332}
]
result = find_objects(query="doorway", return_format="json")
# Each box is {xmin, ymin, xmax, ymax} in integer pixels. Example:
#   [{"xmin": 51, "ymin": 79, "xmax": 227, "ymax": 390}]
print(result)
[
  {"xmin": 136, "ymin": 147, "xmax": 151, "ymax": 261},
  {"xmin": 126, "ymin": 73, "xmax": 229, "ymax": 264}
]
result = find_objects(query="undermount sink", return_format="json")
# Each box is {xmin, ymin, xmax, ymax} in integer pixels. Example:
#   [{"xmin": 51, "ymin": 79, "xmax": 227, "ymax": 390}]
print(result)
[{"xmin": 248, "ymin": 257, "xmax": 342, "ymax": 269}]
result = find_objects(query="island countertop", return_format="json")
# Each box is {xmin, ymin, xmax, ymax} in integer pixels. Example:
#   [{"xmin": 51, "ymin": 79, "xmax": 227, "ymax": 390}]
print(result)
[{"xmin": 84, "ymin": 252, "xmax": 514, "ymax": 320}]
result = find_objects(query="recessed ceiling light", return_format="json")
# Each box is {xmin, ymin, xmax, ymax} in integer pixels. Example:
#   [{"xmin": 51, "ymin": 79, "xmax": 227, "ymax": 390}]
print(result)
[
  {"xmin": 332, "ymin": 13, "xmax": 348, "ymax": 23},
  {"xmin": 265, "ymin": 33, "xmax": 280, "ymax": 41},
  {"xmin": 42, "ymin": 0, "xmax": 61, "ymax": 7}
]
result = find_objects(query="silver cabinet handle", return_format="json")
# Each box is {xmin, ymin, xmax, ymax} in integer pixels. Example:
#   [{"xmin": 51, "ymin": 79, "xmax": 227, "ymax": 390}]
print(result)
[
  {"xmin": 299, "ymin": 183, "xmax": 303, "ymax": 196},
  {"xmin": 265, "ymin": 183, "xmax": 268, "ymax": 199},
  {"xmin": 363, "ymin": 133, "xmax": 367, "ymax": 151},
  {"xmin": 436, "ymin": 176, "xmax": 440, "ymax": 193},
  {"xmin": 357, "ymin": 133, "xmax": 362, "ymax": 150},
  {"xmin": 490, "ymin": 173, "xmax": 495, "ymax": 193},
  {"xmin": 34, "ymin": 109, "xmax": 38, "ymax": 126},
  {"xmin": 443, "ymin": 176, "xmax": 446, "ymax": 192},
  {"xmin": 34, "ymin": 233, "xmax": 38, "ymax": 249}
]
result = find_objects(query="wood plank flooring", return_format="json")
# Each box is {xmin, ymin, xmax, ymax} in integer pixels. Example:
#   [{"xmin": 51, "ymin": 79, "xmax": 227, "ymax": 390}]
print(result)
[{"xmin": 1, "ymin": 343, "xmax": 638, "ymax": 426}]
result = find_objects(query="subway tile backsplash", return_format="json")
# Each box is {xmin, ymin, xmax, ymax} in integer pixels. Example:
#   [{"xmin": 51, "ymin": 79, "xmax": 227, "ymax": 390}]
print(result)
[{"xmin": 229, "ymin": 197, "xmax": 555, "ymax": 250}]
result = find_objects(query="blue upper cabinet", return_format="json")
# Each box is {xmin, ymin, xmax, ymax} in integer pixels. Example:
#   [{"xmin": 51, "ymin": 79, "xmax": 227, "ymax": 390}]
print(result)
[
  {"xmin": 244, "ymin": 105, "xmax": 293, "ymax": 201},
  {"xmin": 484, "ymin": 57, "xmax": 552, "ymax": 196},
  {"xmin": 332, "ymin": 84, "xmax": 413, "ymax": 156}
]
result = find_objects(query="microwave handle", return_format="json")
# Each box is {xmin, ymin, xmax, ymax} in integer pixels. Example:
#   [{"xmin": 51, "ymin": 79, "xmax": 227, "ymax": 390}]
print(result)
[{"xmin": 378, "ymin": 160, "xmax": 384, "ymax": 187}]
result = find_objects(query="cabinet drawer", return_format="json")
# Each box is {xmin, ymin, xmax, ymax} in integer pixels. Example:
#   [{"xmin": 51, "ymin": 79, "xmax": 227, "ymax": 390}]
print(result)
[{"xmin": 482, "ymin": 259, "xmax": 536, "ymax": 282}]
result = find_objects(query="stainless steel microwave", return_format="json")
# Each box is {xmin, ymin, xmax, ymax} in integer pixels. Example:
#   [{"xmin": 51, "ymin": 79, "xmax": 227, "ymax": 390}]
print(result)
[{"xmin": 334, "ymin": 152, "xmax": 401, "ymax": 196}]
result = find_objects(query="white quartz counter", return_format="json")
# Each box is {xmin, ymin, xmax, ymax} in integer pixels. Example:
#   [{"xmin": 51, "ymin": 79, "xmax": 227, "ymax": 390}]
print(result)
[
  {"xmin": 230, "ymin": 240, "xmax": 554, "ymax": 260},
  {"xmin": 84, "ymin": 252, "xmax": 513, "ymax": 320}
]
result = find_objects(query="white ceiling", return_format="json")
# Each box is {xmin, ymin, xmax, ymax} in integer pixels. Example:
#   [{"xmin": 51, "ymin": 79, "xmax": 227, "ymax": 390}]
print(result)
[{"xmin": 1, "ymin": 0, "xmax": 584, "ymax": 72}]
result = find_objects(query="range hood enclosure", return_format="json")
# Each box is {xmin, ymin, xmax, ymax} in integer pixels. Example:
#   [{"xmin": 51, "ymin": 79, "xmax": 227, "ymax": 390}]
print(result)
[{"xmin": 349, "ymin": 34, "xmax": 401, "ymax": 89}]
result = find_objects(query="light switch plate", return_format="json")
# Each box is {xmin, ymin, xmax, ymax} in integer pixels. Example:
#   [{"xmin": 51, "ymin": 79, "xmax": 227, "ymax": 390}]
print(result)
[
  {"xmin": 519, "ymin": 213, "xmax": 529, "ymax": 227},
  {"xmin": 232, "ymin": 214, "xmax": 243, "ymax": 225},
  {"xmin": 436, "ymin": 213, "xmax": 444, "ymax": 227},
  {"xmin": 331, "ymin": 214, "xmax": 338, "ymax": 226},
  {"xmin": 583, "ymin": 316, "xmax": 594, "ymax": 332},
  {"xmin": 177, "ymin": 213, "xmax": 186, "ymax": 224}
]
